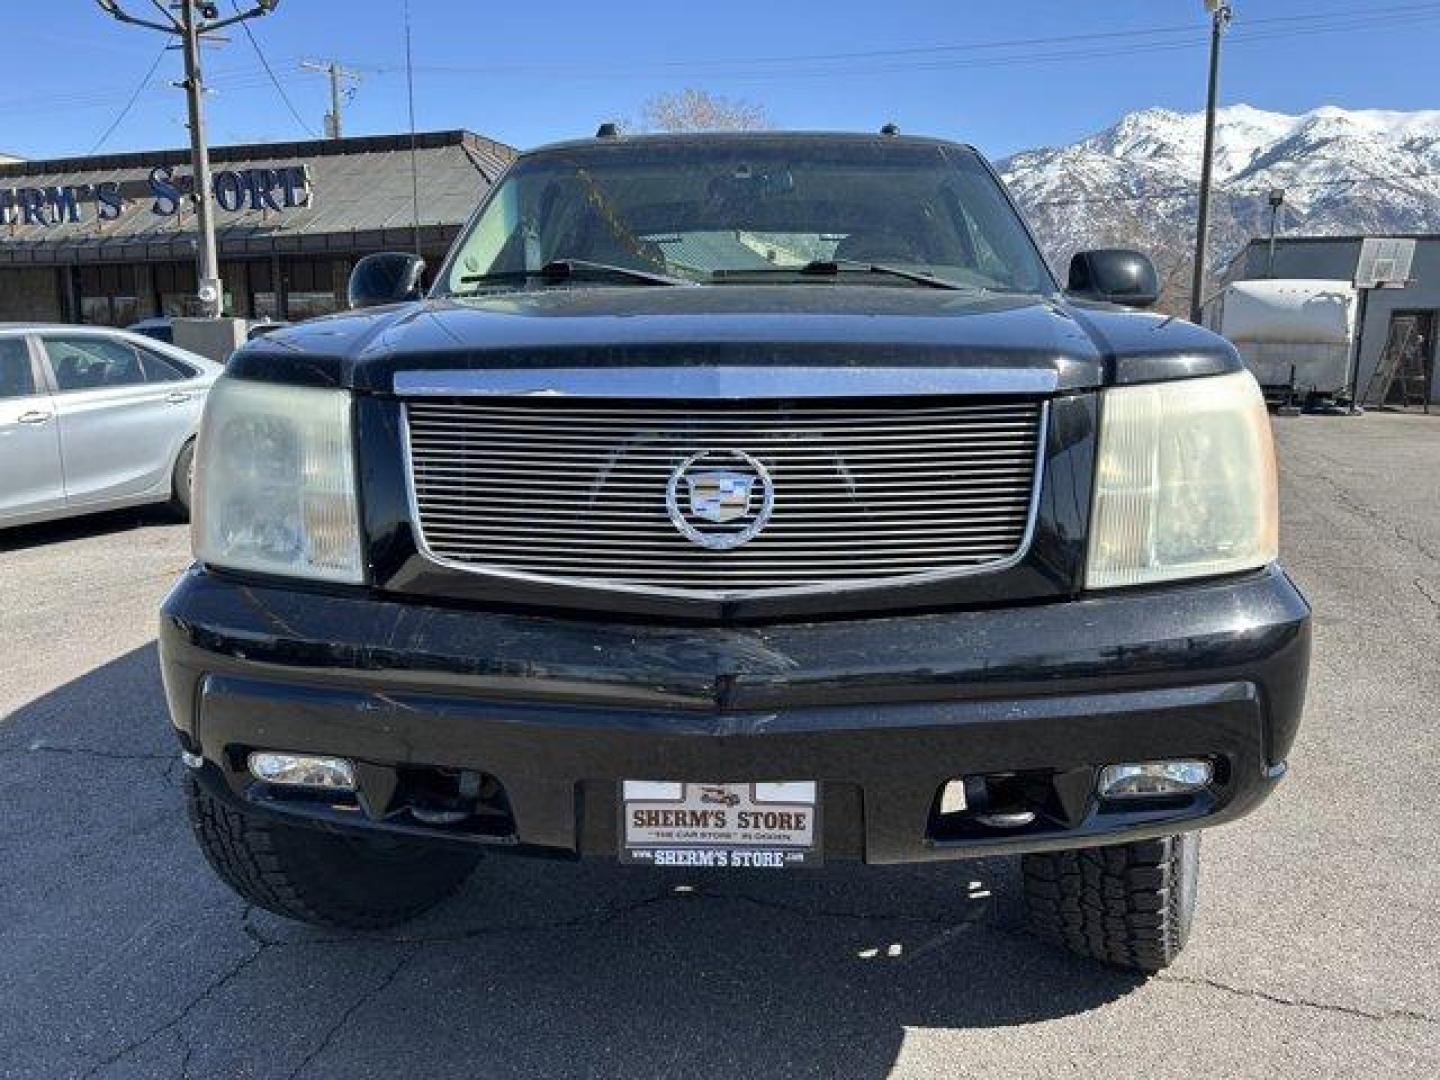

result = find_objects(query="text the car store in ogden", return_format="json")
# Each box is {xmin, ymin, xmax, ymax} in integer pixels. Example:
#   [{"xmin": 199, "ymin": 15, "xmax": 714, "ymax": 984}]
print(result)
[{"xmin": 0, "ymin": 164, "xmax": 314, "ymax": 227}]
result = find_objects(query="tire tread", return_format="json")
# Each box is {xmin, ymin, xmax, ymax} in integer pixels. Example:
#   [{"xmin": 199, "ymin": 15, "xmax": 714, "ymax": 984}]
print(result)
[
  {"xmin": 185, "ymin": 776, "xmax": 478, "ymax": 929},
  {"xmin": 1021, "ymin": 833, "xmax": 1198, "ymax": 972}
]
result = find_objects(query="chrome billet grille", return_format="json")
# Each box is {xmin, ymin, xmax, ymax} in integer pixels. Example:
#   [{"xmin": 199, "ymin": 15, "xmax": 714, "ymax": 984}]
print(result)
[{"xmin": 404, "ymin": 398, "xmax": 1046, "ymax": 594}]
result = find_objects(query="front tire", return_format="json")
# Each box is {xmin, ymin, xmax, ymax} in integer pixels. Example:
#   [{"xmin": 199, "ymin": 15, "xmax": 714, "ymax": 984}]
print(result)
[
  {"xmin": 168, "ymin": 439, "xmax": 195, "ymax": 520},
  {"xmin": 185, "ymin": 776, "xmax": 481, "ymax": 929},
  {"xmin": 1021, "ymin": 833, "xmax": 1200, "ymax": 972}
]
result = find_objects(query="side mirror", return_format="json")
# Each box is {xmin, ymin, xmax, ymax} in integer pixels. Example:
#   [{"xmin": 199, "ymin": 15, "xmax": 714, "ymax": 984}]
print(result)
[
  {"xmin": 348, "ymin": 252, "xmax": 426, "ymax": 310},
  {"xmin": 1067, "ymin": 249, "xmax": 1160, "ymax": 309}
]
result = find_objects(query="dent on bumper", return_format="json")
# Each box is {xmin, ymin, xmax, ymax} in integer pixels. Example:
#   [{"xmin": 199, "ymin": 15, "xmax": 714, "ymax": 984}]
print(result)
[{"xmin": 159, "ymin": 566, "xmax": 1310, "ymax": 862}]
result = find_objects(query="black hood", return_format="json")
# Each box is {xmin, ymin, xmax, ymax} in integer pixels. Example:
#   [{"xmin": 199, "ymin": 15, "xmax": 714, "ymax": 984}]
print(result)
[{"xmin": 229, "ymin": 284, "xmax": 1241, "ymax": 393}]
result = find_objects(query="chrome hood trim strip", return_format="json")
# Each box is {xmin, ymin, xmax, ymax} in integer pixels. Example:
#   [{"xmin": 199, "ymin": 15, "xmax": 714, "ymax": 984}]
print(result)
[{"xmin": 393, "ymin": 366, "xmax": 1058, "ymax": 399}]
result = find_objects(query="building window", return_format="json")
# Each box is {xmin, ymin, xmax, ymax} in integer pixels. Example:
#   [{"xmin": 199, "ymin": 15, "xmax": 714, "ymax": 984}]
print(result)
[
  {"xmin": 285, "ymin": 291, "xmax": 340, "ymax": 320},
  {"xmin": 80, "ymin": 297, "xmax": 111, "ymax": 325},
  {"xmin": 78, "ymin": 294, "xmax": 138, "ymax": 326},
  {"xmin": 112, "ymin": 295, "xmax": 138, "ymax": 327},
  {"xmin": 160, "ymin": 291, "xmax": 234, "ymax": 318},
  {"xmin": 282, "ymin": 258, "xmax": 343, "ymax": 321},
  {"xmin": 253, "ymin": 292, "xmax": 281, "ymax": 320},
  {"xmin": 76, "ymin": 264, "xmax": 141, "ymax": 326}
]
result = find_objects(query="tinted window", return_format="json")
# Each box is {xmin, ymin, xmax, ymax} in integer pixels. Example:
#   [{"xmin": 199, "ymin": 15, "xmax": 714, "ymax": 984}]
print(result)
[
  {"xmin": 43, "ymin": 337, "xmax": 146, "ymax": 392},
  {"xmin": 131, "ymin": 323, "xmax": 174, "ymax": 344},
  {"xmin": 444, "ymin": 140, "xmax": 1054, "ymax": 294},
  {"xmin": 138, "ymin": 347, "xmax": 194, "ymax": 383},
  {"xmin": 0, "ymin": 338, "xmax": 37, "ymax": 400}
]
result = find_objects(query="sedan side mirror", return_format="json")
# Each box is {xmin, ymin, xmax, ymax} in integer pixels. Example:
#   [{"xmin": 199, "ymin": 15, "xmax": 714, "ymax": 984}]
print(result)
[
  {"xmin": 1067, "ymin": 249, "xmax": 1160, "ymax": 309},
  {"xmin": 348, "ymin": 252, "xmax": 426, "ymax": 310}
]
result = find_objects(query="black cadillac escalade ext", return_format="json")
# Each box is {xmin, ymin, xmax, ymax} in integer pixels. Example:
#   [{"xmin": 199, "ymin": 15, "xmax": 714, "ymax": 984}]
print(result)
[{"xmin": 160, "ymin": 131, "xmax": 1310, "ymax": 972}]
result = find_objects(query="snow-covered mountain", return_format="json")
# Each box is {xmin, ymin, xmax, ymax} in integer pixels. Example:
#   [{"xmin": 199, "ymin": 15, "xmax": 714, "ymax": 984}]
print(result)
[{"xmin": 998, "ymin": 105, "xmax": 1440, "ymax": 307}]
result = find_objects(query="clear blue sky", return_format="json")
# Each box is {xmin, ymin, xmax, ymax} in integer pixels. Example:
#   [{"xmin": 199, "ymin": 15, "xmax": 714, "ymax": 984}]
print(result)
[{"xmin": 4, "ymin": 1, "xmax": 1437, "ymax": 162}]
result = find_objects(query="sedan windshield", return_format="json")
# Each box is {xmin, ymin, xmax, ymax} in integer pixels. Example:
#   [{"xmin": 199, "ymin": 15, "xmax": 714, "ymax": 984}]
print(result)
[{"xmin": 439, "ymin": 139, "xmax": 1054, "ymax": 295}]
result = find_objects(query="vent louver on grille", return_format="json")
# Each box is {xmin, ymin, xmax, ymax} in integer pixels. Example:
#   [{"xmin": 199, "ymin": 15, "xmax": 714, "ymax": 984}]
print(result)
[{"xmin": 404, "ymin": 398, "xmax": 1046, "ymax": 595}]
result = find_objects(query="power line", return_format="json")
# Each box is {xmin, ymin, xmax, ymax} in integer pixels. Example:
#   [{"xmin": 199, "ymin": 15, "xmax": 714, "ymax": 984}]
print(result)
[
  {"xmin": 79, "ymin": 7, "xmax": 1431, "ymax": 96},
  {"xmin": 342, "ymin": 2, "xmax": 1440, "ymax": 81},
  {"xmin": 86, "ymin": 44, "xmax": 169, "ymax": 154},
  {"xmin": 711, "ymin": 10, "xmax": 1440, "ymax": 81},
  {"xmin": 610, "ymin": 0, "xmax": 1440, "ymax": 69},
  {"xmin": 0, "ymin": 67, "xmax": 313, "ymax": 115},
  {"xmin": 14, "ymin": 0, "xmax": 1440, "ymax": 115},
  {"xmin": 1020, "ymin": 169, "xmax": 1440, "ymax": 209},
  {"xmin": 300, "ymin": 59, "xmax": 362, "ymax": 139},
  {"xmin": 14, "ymin": 0, "xmax": 1440, "ymax": 149},
  {"xmin": 229, "ymin": 0, "xmax": 317, "ymax": 137}
]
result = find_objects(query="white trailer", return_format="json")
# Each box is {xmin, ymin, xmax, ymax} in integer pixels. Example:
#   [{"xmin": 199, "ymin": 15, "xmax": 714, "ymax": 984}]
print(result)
[{"xmin": 1207, "ymin": 279, "xmax": 1359, "ymax": 407}]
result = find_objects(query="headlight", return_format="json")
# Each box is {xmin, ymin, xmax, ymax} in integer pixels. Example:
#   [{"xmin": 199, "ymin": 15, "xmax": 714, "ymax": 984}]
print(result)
[
  {"xmin": 192, "ymin": 377, "xmax": 363, "ymax": 584},
  {"xmin": 1086, "ymin": 370, "xmax": 1277, "ymax": 590}
]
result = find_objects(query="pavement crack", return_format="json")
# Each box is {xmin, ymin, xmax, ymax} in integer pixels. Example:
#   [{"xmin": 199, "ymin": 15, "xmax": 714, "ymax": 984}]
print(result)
[
  {"xmin": 1288, "ymin": 448, "xmax": 1440, "ymax": 569},
  {"xmin": 248, "ymin": 886, "xmax": 985, "ymax": 953},
  {"xmin": 1158, "ymin": 972, "xmax": 1437, "ymax": 1025},
  {"xmin": 285, "ymin": 944, "xmax": 419, "ymax": 1080},
  {"xmin": 712, "ymin": 890, "xmax": 980, "ymax": 928},
  {"xmin": 81, "ymin": 915, "xmax": 270, "ymax": 1078},
  {"xmin": 174, "ymin": 1028, "xmax": 194, "ymax": 1080},
  {"xmin": 240, "ymin": 904, "xmax": 282, "ymax": 948},
  {"xmin": 18, "ymin": 742, "xmax": 174, "ymax": 764},
  {"xmin": 375, "ymin": 891, "xmax": 682, "ymax": 944},
  {"xmin": 1414, "ymin": 575, "xmax": 1440, "ymax": 614}
]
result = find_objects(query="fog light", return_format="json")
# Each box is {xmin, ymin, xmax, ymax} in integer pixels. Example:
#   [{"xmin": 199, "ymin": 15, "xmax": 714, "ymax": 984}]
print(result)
[
  {"xmin": 248, "ymin": 751, "xmax": 356, "ymax": 791},
  {"xmin": 939, "ymin": 780, "xmax": 968, "ymax": 815},
  {"xmin": 1097, "ymin": 760, "xmax": 1212, "ymax": 799}
]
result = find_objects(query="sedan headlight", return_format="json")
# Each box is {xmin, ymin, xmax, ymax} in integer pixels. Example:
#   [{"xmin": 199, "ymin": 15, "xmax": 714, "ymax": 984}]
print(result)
[
  {"xmin": 192, "ymin": 377, "xmax": 363, "ymax": 584},
  {"xmin": 1086, "ymin": 370, "xmax": 1277, "ymax": 590}
]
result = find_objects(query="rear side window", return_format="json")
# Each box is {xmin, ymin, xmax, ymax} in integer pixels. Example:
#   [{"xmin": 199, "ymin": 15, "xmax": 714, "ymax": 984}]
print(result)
[
  {"xmin": 0, "ymin": 338, "xmax": 36, "ymax": 400},
  {"xmin": 138, "ymin": 347, "xmax": 196, "ymax": 383},
  {"xmin": 42, "ymin": 337, "xmax": 147, "ymax": 392}
]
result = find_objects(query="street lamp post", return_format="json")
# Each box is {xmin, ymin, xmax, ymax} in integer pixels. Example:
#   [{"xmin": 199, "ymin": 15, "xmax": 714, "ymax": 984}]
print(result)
[
  {"xmin": 94, "ymin": 1, "xmax": 282, "ymax": 318},
  {"xmin": 1189, "ymin": 0, "xmax": 1232, "ymax": 324},
  {"xmin": 1266, "ymin": 188, "xmax": 1286, "ymax": 277}
]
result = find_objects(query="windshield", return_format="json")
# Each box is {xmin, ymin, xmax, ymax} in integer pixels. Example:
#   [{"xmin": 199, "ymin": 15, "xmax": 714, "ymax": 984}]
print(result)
[{"xmin": 439, "ymin": 139, "xmax": 1054, "ymax": 295}]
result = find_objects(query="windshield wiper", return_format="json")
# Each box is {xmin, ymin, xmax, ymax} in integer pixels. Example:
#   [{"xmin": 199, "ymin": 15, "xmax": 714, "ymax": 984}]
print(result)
[
  {"xmin": 801, "ymin": 259, "xmax": 972, "ymax": 291},
  {"xmin": 457, "ymin": 258, "xmax": 691, "ymax": 290},
  {"xmin": 710, "ymin": 261, "xmax": 975, "ymax": 291}
]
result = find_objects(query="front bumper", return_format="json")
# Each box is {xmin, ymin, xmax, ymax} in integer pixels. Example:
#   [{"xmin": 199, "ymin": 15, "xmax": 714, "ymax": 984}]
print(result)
[{"xmin": 159, "ymin": 566, "xmax": 1310, "ymax": 863}]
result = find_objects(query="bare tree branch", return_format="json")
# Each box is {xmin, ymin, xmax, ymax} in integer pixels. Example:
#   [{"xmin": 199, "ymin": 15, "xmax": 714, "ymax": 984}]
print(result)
[{"xmin": 640, "ymin": 89, "xmax": 771, "ymax": 133}]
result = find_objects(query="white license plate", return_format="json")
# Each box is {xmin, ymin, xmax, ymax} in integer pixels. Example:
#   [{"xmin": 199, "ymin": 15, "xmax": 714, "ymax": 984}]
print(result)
[{"xmin": 619, "ymin": 781, "xmax": 821, "ymax": 868}]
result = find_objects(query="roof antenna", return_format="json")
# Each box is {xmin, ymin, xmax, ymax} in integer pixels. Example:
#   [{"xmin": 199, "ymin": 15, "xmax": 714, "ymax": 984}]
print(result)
[
  {"xmin": 880, "ymin": 122, "xmax": 900, "ymax": 136},
  {"xmin": 595, "ymin": 122, "xmax": 621, "ymax": 139}
]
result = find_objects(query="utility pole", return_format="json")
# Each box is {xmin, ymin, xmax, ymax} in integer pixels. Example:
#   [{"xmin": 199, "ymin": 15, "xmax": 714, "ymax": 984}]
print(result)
[
  {"xmin": 1189, "ymin": 0, "xmax": 1232, "ymax": 324},
  {"xmin": 301, "ymin": 60, "xmax": 362, "ymax": 139},
  {"xmin": 1266, "ymin": 188, "xmax": 1286, "ymax": 278},
  {"xmin": 179, "ymin": 0, "xmax": 221, "ymax": 316},
  {"xmin": 94, "ymin": 1, "xmax": 282, "ymax": 318}
]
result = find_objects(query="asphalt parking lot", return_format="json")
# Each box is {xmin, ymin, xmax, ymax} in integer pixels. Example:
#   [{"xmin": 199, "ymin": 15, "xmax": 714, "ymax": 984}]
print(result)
[{"xmin": 1, "ymin": 413, "xmax": 1436, "ymax": 1079}]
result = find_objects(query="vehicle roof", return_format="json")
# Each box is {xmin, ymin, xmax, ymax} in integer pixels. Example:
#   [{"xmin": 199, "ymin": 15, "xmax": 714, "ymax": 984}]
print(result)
[
  {"xmin": 521, "ymin": 129, "xmax": 981, "ymax": 159},
  {"xmin": 0, "ymin": 323, "xmax": 223, "ymax": 372},
  {"xmin": 0, "ymin": 321, "xmax": 147, "ymax": 329}
]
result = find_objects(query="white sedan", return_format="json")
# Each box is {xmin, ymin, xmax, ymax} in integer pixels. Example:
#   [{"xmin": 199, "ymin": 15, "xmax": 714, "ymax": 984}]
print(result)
[{"xmin": 0, "ymin": 324, "xmax": 223, "ymax": 529}]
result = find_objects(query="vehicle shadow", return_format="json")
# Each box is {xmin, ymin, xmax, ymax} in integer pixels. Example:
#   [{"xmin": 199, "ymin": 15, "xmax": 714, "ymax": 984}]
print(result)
[
  {"xmin": 0, "ymin": 505, "xmax": 182, "ymax": 553},
  {"xmin": 0, "ymin": 644, "xmax": 1146, "ymax": 1079}
]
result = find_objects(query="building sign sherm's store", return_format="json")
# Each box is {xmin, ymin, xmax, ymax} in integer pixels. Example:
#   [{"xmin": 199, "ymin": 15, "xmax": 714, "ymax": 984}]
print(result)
[{"xmin": 0, "ymin": 164, "xmax": 314, "ymax": 227}]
